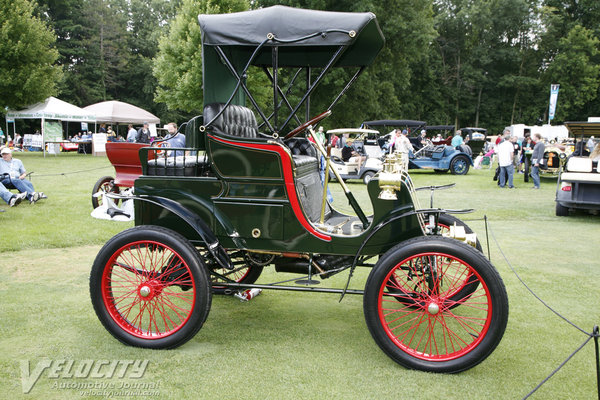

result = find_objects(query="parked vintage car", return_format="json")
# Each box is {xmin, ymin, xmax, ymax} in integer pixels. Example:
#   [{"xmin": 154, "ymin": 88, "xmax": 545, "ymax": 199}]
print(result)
[
  {"xmin": 555, "ymin": 121, "xmax": 600, "ymax": 216},
  {"xmin": 89, "ymin": 6, "xmax": 508, "ymax": 373}
]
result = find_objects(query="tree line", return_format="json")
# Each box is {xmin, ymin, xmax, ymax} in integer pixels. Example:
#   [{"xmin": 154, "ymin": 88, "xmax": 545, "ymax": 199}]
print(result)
[{"xmin": 2, "ymin": 0, "xmax": 599, "ymax": 134}]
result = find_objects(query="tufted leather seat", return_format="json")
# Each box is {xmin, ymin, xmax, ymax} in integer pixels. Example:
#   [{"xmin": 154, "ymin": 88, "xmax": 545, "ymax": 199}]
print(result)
[{"xmin": 203, "ymin": 103, "xmax": 259, "ymax": 139}]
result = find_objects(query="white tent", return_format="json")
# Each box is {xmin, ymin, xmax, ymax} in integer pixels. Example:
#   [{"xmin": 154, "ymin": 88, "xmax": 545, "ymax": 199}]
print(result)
[
  {"xmin": 5, "ymin": 97, "xmax": 97, "ymax": 155},
  {"xmin": 6, "ymin": 96, "xmax": 97, "ymax": 122},
  {"xmin": 83, "ymin": 100, "xmax": 160, "ymax": 124}
]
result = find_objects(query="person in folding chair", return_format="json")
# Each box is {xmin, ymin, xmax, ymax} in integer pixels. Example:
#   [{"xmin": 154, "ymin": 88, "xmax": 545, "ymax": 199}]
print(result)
[{"xmin": 0, "ymin": 147, "xmax": 46, "ymax": 204}]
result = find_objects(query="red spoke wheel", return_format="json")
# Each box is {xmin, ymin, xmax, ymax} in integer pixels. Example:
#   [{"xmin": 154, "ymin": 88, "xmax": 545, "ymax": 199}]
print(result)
[
  {"xmin": 91, "ymin": 176, "xmax": 120, "ymax": 209},
  {"xmin": 90, "ymin": 226, "xmax": 211, "ymax": 349},
  {"xmin": 211, "ymin": 251, "xmax": 266, "ymax": 294},
  {"xmin": 364, "ymin": 236, "xmax": 508, "ymax": 373}
]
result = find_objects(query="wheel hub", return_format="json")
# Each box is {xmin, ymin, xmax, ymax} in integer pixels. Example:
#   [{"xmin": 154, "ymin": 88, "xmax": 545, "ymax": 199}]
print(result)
[
  {"xmin": 138, "ymin": 280, "xmax": 162, "ymax": 301},
  {"xmin": 427, "ymin": 302, "xmax": 440, "ymax": 315}
]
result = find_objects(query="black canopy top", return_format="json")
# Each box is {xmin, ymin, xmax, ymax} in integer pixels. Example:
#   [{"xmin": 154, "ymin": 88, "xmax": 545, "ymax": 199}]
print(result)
[{"xmin": 198, "ymin": 6, "xmax": 385, "ymax": 67}]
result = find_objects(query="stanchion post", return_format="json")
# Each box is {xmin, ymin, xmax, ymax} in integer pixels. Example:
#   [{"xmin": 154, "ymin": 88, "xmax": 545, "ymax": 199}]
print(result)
[
  {"xmin": 484, "ymin": 215, "xmax": 491, "ymax": 261},
  {"xmin": 594, "ymin": 325, "xmax": 599, "ymax": 400}
]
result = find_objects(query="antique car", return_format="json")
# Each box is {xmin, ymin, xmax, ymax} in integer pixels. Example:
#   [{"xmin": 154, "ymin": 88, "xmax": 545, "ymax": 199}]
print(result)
[
  {"xmin": 362, "ymin": 120, "xmax": 473, "ymax": 174},
  {"xmin": 555, "ymin": 121, "xmax": 600, "ymax": 216},
  {"xmin": 89, "ymin": 6, "xmax": 508, "ymax": 373},
  {"xmin": 459, "ymin": 127, "xmax": 487, "ymax": 155}
]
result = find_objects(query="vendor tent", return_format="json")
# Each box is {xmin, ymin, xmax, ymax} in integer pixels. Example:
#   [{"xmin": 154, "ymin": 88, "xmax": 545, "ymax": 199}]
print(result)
[
  {"xmin": 5, "ymin": 97, "xmax": 97, "ymax": 155},
  {"xmin": 83, "ymin": 101, "xmax": 159, "ymax": 124}
]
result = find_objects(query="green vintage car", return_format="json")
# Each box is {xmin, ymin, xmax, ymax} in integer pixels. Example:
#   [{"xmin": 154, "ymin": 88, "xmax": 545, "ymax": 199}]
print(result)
[{"xmin": 89, "ymin": 6, "xmax": 508, "ymax": 373}]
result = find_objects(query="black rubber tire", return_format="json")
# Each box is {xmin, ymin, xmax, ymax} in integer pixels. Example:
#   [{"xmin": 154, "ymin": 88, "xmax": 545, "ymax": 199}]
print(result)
[
  {"xmin": 362, "ymin": 171, "xmax": 376, "ymax": 185},
  {"xmin": 555, "ymin": 202, "xmax": 569, "ymax": 216},
  {"xmin": 90, "ymin": 225, "xmax": 212, "ymax": 349},
  {"xmin": 92, "ymin": 176, "xmax": 119, "ymax": 209},
  {"xmin": 523, "ymin": 157, "xmax": 530, "ymax": 183},
  {"xmin": 450, "ymin": 156, "xmax": 470, "ymax": 175},
  {"xmin": 364, "ymin": 236, "xmax": 508, "ymax": 373}
]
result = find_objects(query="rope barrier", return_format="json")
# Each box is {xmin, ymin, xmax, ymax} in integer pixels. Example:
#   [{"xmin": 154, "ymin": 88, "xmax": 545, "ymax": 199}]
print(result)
[
  {"xmin": 28, "ymin": 166, "xmax": 112, "ymax": 180},
  {"xmin": 485, "ymin": 220, "xmax": 598, "ymax": 399}
]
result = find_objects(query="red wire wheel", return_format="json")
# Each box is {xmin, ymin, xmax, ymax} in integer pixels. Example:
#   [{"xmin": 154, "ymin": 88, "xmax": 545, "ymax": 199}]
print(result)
[
  {"xmin": 211, "ymin": 251, "xmax": 265, "ymax": 294},
  {"xmin": 364, "ymin": 236, "xmax": 508, "ymax": 373},
  {"xmin": 90, "ymin": 226, "xmax": 211, "ymax": 349}
]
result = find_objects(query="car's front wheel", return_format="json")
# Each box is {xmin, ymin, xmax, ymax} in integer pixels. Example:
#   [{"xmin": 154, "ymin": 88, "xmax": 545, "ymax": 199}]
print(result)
[{"xmin": 364, "ymin": 236, "xmax": 508, "ymax": 373}]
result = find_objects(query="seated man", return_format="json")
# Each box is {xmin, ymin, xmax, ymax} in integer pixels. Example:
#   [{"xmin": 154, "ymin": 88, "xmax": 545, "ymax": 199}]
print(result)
[
  {"xmin": 161, "ymin": 122, "xmax": 186, "ymax": 157},
  {"xmin": 341, "ymin": 138, "xmax": 366, "ymax": 166},
  {"xmin": 0, "ymin": 147, "xmax": 46, "ymax": 203},
  {"xmin": 0, "ymin": 181, "xmax": 26, "ymax": 207}
]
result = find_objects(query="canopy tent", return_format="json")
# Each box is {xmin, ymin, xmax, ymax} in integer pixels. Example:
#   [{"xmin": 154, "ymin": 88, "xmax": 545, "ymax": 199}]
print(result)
[
  {"xmin": 5, "ymin": 97, "xmax": 97, "ymax": 155},
  {"xmin": 6, "ymin": 96, "xmax": 96, "ymax": 122},
  {"xmin": 83, "ymin": 101, "xmax": 160, "ymax": 124}
]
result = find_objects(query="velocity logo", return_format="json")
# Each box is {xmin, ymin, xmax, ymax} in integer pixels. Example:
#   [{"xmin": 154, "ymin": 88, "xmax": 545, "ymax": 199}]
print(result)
[{"xmin": 20, "ymin": 359, "xmax": 149, "ymax": 394}]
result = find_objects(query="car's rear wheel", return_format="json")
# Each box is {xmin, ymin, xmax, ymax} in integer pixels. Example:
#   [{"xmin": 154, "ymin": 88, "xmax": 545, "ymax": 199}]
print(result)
[
  {"xmin": 450, "ymin": 156, "xmax": 470, "ymax": 175},
  {"xmin": 90, "ymin": 226, "xmax": 212, "ymax": 349},
  {"xmin": 362, "ymin": 171, "xmax": 376, "ymax": 184}
]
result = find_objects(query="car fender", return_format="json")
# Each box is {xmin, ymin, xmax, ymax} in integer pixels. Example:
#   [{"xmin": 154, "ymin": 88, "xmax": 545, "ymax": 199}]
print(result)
[{"xmin": 133, "ymin": 194, "xmax": 234, "ymax": 270}]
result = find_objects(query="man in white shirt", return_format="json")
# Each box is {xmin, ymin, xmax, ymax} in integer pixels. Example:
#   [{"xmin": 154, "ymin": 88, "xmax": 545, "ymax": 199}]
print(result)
[
  {"xmin": 127, "ymin": 125, "xmax": 137, "ymax": 142},
  {"xmin": 496, "ymin": 130, "xmax": 515, "ymax": 188}
]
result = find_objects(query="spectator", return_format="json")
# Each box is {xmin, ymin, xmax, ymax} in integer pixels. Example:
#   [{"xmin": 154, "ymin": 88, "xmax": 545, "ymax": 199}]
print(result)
[
  {"xmin": 531, "ymin": 133, "xmax": 545, "ymax": 189},
  {"xmin": 451, "ymin": 130, "xmax": 464, "ymax": 148},
  {"xmin": 127, "ymin": 125, "xmax": 137, "ymax": 142},
  {"xmin": 0, "ymin": 182, "xmax": 26, "ymax": 207},
  {"xmin": 136, "ymin": 122, "xmax": 151, "ymax": 144},
  {"xmin": 99, "ymin": 123, "xmax": 107, "ymax": 133},
  {"xmin": 496, "ymin": 131, "xmax": 515, "ymax": 188},
  {"xmin": 520, "ymin": 135, "xmax": 534, "ymax": 173},
  {"xmin": 341, "ymin": 138, "xmax": 366, "ymax": 166},
  {"xmin": 510, "ymin": 136, "xmax": 521, "ymax": 170},
  {"xmin": 0, "ymin": 147, "xmax": 46, "ymax": 203},
  {"xmin": 162, "ymin": 122, "xmax": 186, "ymax": 156},
  {"xmin": 419, "ymin": 129, "xmax": 427, "ymax": 147},
  {"xmin": 589, "ymin": 143, "xmax": 600, "ymax": 162}
]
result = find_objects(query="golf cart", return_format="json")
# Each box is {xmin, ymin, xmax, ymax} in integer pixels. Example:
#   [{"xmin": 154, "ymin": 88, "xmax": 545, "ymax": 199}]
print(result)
[
  {"xmin": 555, "ymin": 121, "xmax": 600, "ymax": 216},
  {"xmin": 327, "ymin": 128, "xmax": 383, "ymax": 184},
  {"xmin": 89, "ymin": 6, "xmax": 508, "ymax": 373},
  {"xmin": 363, "ymin": 120, "xmax": 473, "ymax": 175}
]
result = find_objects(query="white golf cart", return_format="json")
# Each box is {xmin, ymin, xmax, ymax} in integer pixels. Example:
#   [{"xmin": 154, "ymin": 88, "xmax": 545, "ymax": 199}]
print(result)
[{"xmin": 328, "ymin": 128, "xmax": 383, "ymax": 184}]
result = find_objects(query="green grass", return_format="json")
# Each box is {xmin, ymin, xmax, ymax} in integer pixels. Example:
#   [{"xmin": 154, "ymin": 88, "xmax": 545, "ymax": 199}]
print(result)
[{"xmin": 1, "ymin": 155, "xmax": 599, "ymax": 399}]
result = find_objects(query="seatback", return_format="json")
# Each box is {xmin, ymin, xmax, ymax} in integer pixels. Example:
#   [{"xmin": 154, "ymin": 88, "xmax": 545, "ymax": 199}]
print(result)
[
  {"xmin": 203, "ymin": 103, "xmax": 259, "ymax": 139},
  {"xmin": 566, "ymin": 156, "xmax": 592, "ymax": 172}
]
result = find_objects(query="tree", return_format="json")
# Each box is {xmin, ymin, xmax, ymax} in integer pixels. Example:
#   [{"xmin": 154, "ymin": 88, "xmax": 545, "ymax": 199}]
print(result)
[
  {"xmin": 0, "ymin": 0, "xmax": 62, "ymax": 109},
  {"xmin": 542, "ymin": 25, "xmax": 600, "ymax": 121},
  {"xmin": 153, "ymin": 0, "xmax": 250, "ymax": 114}
]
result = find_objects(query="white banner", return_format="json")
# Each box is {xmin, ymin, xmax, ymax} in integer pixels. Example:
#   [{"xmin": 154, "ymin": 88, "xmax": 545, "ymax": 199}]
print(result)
[{"xmin": 548, "ymin": 84, "xmax": 559, "ymax": 121}]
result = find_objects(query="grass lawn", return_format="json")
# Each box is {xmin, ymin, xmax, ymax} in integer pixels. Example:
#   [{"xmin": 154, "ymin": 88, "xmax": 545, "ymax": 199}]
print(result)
[{"xmin": 0, "ymin": 152, "xmax": 599, "ymax": 399}]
